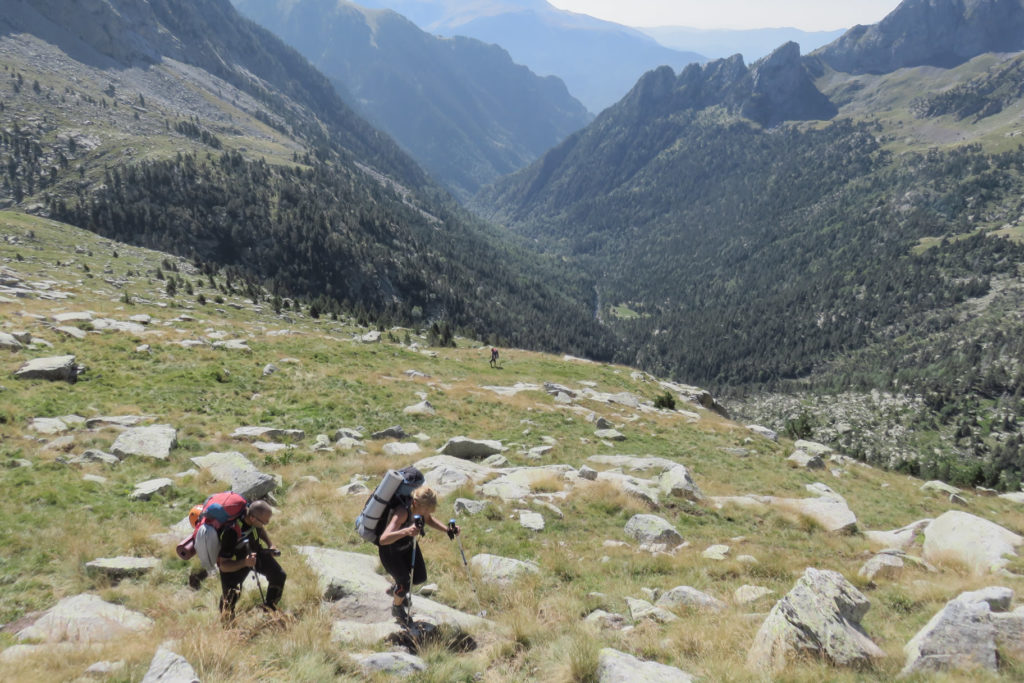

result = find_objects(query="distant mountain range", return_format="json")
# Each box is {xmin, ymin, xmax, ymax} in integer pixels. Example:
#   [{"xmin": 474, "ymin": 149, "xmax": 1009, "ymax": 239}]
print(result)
[
  {"xmin": 355, "ymin": 0, "xmax": 705, "ymax": 113},
  {"xmin": 639, "ymin": 26, "xmax": 845, "ymax": 62},
  {"xmin": 232, "ymin": 0, "xmax": 590, "ymax": 200}
]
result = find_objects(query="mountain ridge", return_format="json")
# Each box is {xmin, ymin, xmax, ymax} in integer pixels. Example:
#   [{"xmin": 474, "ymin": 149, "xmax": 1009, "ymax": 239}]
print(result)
[
  {"xmin": 232, "ymin": 0, "xmax": 591, "ymax": 200},
  {"xmin": 355, "ymin": 0, "xmax": 705, "ymax": 113},
  {"xmin": 813, "ymin": 0, "xmax": 1024, "ymax": 74}
]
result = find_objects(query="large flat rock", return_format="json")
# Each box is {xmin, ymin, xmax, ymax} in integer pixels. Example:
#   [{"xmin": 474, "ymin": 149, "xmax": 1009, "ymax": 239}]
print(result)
[
  {"xmin": 15, "ymin": 355, "xmax": 78, "ymax": 382},
  {"xmin": 16, "ymin": 593, "xmax": 153, "ymax": 643},
  {"xmin": 111, "ymin": 425, "xmax": 177, "ymax": 460},
  {"xmin": 923, "ymin": 510, "xmax": 1024, "ymax": 576}
]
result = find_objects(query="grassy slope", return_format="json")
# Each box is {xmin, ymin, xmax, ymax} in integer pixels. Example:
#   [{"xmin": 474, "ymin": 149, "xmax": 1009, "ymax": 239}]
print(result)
[
  {"xmin": 817, "ymin": 52, "xmax": 1024, "ymax": 155},
  {"xmin": 0, "ymin": 211, "xmax": 1021, "ymax": 681}
]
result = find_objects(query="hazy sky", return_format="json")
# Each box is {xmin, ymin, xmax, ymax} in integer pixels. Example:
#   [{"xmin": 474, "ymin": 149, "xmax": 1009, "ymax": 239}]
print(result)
[{"xmin": 547, "ymin": 0, "xmax": 904, "ymax": 31}]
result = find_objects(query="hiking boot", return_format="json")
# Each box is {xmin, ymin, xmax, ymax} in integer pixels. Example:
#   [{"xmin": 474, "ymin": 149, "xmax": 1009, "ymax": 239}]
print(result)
[
  {"xmin": 188, "ymin": 568, "xmax": 208, "ymax": 590},
  {"xmin": 391, "ymin": 603, "xmax": 410, "ymax": 624}
]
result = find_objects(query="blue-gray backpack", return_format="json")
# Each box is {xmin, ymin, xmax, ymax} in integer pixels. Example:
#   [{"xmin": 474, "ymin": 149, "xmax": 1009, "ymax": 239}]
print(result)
[{"xmin": 354, "ymin": 466, "xmax": 425, "ymax": 544}]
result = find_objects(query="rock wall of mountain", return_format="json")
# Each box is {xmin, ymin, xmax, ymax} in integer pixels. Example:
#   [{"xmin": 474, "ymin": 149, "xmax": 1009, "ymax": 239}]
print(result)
[
  {"xmin": 233, "ymin": 0, "xmax": 591, "ymax": 200},
  {"xmin": 814, "ymin": 0, "xmax": 1024, "ymax": 74}
]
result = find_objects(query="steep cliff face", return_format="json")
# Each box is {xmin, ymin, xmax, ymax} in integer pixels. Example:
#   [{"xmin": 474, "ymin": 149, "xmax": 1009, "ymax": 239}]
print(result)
[
  {"xmin": 615, "ymin": 44, "xmax": 834, "ymax": 129},
  {"xmin": 232, "ymin": 0, "xmax": 590, "ymax": 200},
  {"xmin": 814, "ymin": 0, "xmax": 1024, "ymax": 74},
  {"xmin": 743, "ymin": 42, "xmax": 838, "ymax": 127}
]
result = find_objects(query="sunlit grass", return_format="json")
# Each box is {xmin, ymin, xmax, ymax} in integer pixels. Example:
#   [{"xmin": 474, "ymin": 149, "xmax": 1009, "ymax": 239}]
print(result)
[{"xmin": 2, "ymin": 213, "xmax": 1024, "ymax": 680}]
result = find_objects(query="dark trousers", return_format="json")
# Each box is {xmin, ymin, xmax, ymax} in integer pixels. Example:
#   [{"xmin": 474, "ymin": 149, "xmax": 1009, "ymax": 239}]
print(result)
[
  {"xmin": 219, "ymin": 550, "xmax": 287, "ymax": 614},
  {"xmin": 378, "ymin": 540, "xmax": 426, "ymax": 597}
]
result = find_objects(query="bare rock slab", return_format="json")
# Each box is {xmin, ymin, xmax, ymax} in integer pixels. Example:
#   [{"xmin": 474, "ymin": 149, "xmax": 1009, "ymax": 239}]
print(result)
[
  {"xmin": 900, "ymin": 589, "xmax": 1013, "ymax": 676},
  {"xmin": 351, "ymin": 652, "xmax": 426, "ymax": 678},
  {"xmin": 437, "ymin": 436, "xmax": 505, "ymax": 460},
  {"xmin": 415, "ymin": 455, "xmax": 498, "ymax": 495},
  {"xmin": 111, "ymin": 425, "xmax": 177, "ymax": 460},
  {"xmin": 16, "ymin": 593, "xmax": 153, "ymax": 643},
  {"xmin": 85, "ymin": 556, "xmax": 161, "ymax": 581},
  {"xmin": 141, "ymin": 645, "xmax": 199, "ymax": 683},
  {"xmin": 28, "ymin": 417, "xmax": 70, "ymax": 435},
  {"xmin": 131, "ymin": 477, "xmax": 173, "ymax": 501},
  {"xmin": 625, "ymin": 514, "xmax": 683, "ymax": 546},
  {"xmin": 0, "ymin": 331, "xmax": 24, "ymax": 350},
  {"xmin": 190, "ymin": 451, "xmax": 277, "ymax": 500},
  {"xmin": 863, "ymin": 519, "xmax": 931, "ymax": 551},
  {"xmin": 923, "ymin": 510, "xmax": 1024, "ymax": 576},
  {"xmin": 232, "ymin": 426, "xmax": 305, "ymax": 442},
  {"xmin": 470, "ymin": 553, "xmax": 540, "ymax": 585},
  {"xmin": 597, "ymin": 647, "xmax": 695, "ymax": 682},
  {"xmin": 383, "ymin": 442, "xmax": 422, "ymax": 458},
  {"xmin": 15, "ymin": 354, "xmax": 78, "ymax": 382},
  {"xmin": 747, "ymin": 567, "xmax": 884, "ymax": 674}
]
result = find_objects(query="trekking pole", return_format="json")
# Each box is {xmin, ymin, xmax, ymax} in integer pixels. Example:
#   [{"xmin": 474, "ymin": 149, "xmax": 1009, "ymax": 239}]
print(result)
[
  {"xmin": 449, "ymin": 518, "xmax": 486, "ymax": 617},
  {"xmin": 408, "ymin": 515, "xmax": 425, "ymax": 624},
  {"xmin": 246, "ymin": 539, "xmax": 266, "ymax": 607}
]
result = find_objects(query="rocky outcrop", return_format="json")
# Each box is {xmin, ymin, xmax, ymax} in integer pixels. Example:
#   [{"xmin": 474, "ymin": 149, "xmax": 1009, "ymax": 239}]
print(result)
[
  {"xmin": 656, "ymin": 586, "xmax": 727, "ymax": 613},
  {"xmin": 437, "ymin": 437, "xmax": 505, "ymax": 460},
  {"xmin": 141, "ymin": 645, "xmax": 200, "ymax": 683},
  {"xmin": 131, "ymin": 477, "xmax": 173, "ymax": 501},
  {"xmin": 296, "ymin": 546, "xmax": 489, "ymax": 633},
  {"xmin": 111, "ymin": 425, "xmax": 177, "ymax": 460},
  {"xmin": 922, "ymin": 510, "xmax": 1024, "ymax": 576},
  {"xmin": 190, "ymin": 451, "xmax": 277, "ymax": 500},
  {"xmin": 624, "ymin": 514, "xmax": 683, "ymax": 546},
  {"xmin": 742, "ymin": 42, "xmax": 838, "ymax": 127},
  {"xmin": 85, "ymin": 556, "xmax": 161, "ymax": 581},
  {"xmin": 231, "ymin": 426, "xmax": 305, "ymax": 442},
  {"xmin": 813, "ymin": 0, "xmax": 1024, "ymax": 74},
  {"xmin": 352, "ymin": 651, "xmax": 425, "ymax": 677},
  {"xmin": 15, "ymin": 354, "xmax": 78, "ymax": 382},
  {"xmin": 470, "ymin": 553, "xmax": 540, "ymax": 585},
  {"xmin": 596, "ymin": 648, "xmax": 695, "ymax": 682},
  {"xmin": 15, "ymin": 593, "xmax": 153, "ymax": 643},
  {"xmin": 900, "ymin": 587, "xmax": 1017, "ymax": 676},
  {"xmin": 747, "ymin": 568, "xmax": 884, "ymax": 673}
]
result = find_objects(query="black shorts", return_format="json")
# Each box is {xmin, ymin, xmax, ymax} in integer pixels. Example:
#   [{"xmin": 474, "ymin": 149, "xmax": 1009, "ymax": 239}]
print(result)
[{"xmin": 378, "ymin": 540, "xmax": 426, "ymax": 595}]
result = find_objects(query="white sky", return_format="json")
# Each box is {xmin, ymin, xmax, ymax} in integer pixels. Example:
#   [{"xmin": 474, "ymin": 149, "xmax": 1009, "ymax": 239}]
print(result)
[{"xmin": 546, "ymin": 0, "xmax": 904, "ymax": 31}]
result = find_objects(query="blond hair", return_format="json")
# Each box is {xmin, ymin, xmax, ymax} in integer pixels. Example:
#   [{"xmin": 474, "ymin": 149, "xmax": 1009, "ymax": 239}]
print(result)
[{"xmin": 411, "ymin": 486, "xmax": 437, "ymax": 512}]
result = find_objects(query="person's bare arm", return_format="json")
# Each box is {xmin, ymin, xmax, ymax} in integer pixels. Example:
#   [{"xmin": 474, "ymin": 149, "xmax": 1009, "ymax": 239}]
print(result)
[{"xmin": 378, "ymin": 508, "xmax": 418, "ymax": 545}]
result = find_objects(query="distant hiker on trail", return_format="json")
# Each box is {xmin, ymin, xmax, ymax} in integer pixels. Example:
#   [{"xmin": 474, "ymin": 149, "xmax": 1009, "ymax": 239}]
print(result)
[
  {"xmin": 217, "ymin": 500, "xmax": 286, "ymax": 619},
  {"xmin": 377, "ymin": 485, "xmax": 459, "ymax": 625},
  {"xmin": 489, "ymin": 347, "xmax": 500, "ymax": 368}
]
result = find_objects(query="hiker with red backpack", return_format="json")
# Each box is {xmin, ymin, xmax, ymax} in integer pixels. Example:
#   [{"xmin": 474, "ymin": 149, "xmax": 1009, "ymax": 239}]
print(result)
[
  {"xmin": 179, "ymin": 493, "xmax": 286, "ymax": 618},
  {"xmin": 217, "ymin": 500, "xmax": 286, "ymax": 618}
]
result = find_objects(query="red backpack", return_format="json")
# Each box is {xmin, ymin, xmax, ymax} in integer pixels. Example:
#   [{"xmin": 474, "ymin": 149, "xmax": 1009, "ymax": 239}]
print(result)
[{"xmin": 176, "ymin": 492, "xmax": 249, "ymax": 560}]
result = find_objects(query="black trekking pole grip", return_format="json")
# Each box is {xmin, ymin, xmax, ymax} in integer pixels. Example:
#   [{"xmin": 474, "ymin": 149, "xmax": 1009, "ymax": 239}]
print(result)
[{"xmin": 447, "ymin": 518, "xmax": 458, "ymax": 540}]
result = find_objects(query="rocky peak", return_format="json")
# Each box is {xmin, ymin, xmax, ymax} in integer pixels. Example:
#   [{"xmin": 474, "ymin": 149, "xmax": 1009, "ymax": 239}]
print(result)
[
  {"xmin": 814, "ymin": 0, "xmax": 1024, "ymax": 74},
  {"xmin": 742, "ymin": 41, "xmax": 837, "ymax": 127},
  {"xmin": 613, "ymin": 45, "xmax": 835, "ymax": 128}
]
